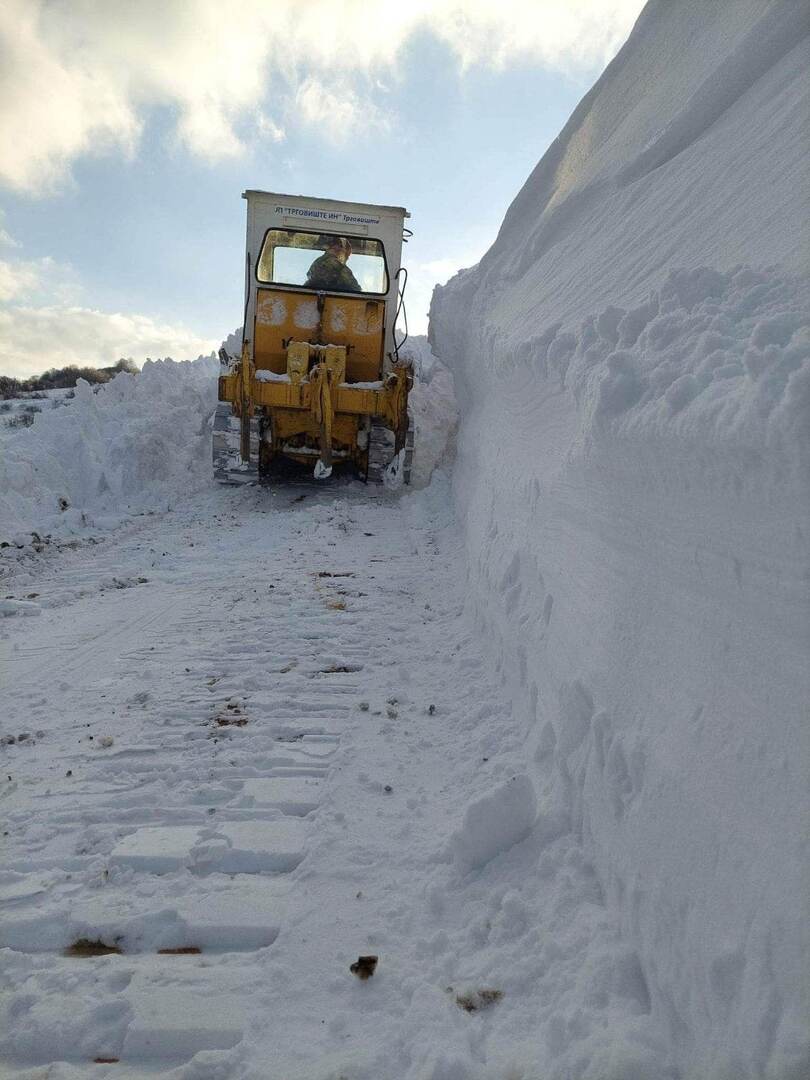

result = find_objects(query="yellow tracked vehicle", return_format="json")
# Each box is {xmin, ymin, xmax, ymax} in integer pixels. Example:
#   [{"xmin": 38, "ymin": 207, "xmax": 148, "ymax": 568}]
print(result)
[{"xmin": 215, "ymin": 191, "xmax": 413, "ymax": 483}]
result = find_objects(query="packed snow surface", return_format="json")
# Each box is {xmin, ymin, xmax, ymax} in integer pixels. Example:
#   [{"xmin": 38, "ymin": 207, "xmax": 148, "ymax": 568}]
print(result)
[
  {"xmin": 430, "ymin": 1, "xmax": 809, "ymax": 1077},
  {"xmin": 1, "ymin": 482, "xmax": 674, "ymax": 1079}
]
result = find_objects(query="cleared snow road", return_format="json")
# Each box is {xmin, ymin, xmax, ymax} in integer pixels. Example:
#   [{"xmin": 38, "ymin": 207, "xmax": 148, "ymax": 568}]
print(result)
[{"xmin": 0, "ymin": 483, "xmax": 671, "ymax": 1079}]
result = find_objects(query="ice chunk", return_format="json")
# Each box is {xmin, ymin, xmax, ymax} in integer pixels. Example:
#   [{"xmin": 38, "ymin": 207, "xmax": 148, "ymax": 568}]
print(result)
[
  {"xmin": 241, "ymin": 776, "xmax": 322, "ymax": 816},
  {"xmin": 111, "ymin": 820, "xmax": 308, "ymax": 875},
  {"xmin": 448, "ymin": 774, "xmax": 537, "ymax": 874}
]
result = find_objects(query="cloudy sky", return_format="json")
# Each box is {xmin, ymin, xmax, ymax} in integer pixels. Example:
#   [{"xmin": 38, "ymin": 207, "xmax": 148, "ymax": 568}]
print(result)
[{"xmin": 0, "ymin": 0, "xmax": 643, "ymax": 378}]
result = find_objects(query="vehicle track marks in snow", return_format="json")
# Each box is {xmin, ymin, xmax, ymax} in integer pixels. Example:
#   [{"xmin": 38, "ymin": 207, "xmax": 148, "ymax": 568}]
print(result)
[
  {"xmin": 0, "ymin": 485, "xmax": 672, "ymax": 1078},
  {"xmin": 0, "ymin": 589, "xmax": 186, "ymax": 693}
]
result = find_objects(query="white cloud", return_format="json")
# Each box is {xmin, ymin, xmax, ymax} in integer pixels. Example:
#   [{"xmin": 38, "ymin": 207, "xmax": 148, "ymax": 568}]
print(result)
[
  {"xmin": 294, "ymin": 78, "xmax": 390, "ymax": 144},
  {"xmin": 256, "ymin": 112, "xmax": 286, "ymax": 144},
  {"xmin": 0, "ymin": 0, "xmax": 643, "ymax": 194},
  {"xmin": 0, "ymin": 211, "xmax": 20, "ymax": 249},
  {"xmin": 0, "ymin": 216, "xmax": 20, "ymax": 249},
  {"xmin": 0, "ymin": 303, "xmax": 217, "ymax": 378},
  {"xmin": 0, "ymin": 250, "xmax": 194, "ymax": 378},
  {"xmin": 425, "ymin": 0, "xmax": 641, "ymax": 70},
  {"xmin": 0, "ymin": 3, "xmax": 141, "ymax": 193},
  {"xmin": 0, "ymin": 259, "xmax": 44, "ymax": 302},
  {"xmin": 0, "ymin": 254, "xmax": 83, "ymax": 307}
]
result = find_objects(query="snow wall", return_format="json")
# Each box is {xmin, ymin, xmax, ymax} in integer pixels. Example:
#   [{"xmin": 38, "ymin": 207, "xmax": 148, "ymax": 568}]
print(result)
[
  {"xmin": 0, "ymin": 356, "xmax": 219, "ymax": 543},
  {"xmin": 429, "ymin": 1, "xmax": 810, "ymax": 1077}
]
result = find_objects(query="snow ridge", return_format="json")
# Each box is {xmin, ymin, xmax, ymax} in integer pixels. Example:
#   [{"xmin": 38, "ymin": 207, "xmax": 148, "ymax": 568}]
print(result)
[
  {"xmin": 542, "ymin": 265, "xmax": 808, "ymax": 489},
  {"xmin": 0, "ymin": 356, "xmax": 219, "ymax": 543}
]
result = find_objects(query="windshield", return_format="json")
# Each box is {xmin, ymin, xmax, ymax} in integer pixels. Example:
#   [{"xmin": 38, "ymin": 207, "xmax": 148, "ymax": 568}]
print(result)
[{"xmin": 257, "ymin": 229, "xmax": 388, "ymax": 295}]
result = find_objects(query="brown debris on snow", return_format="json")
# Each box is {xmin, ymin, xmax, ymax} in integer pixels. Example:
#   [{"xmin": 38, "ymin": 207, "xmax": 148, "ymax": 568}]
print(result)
[{"xmin": 350, "ymin": 955, "xmax": 378, "ymax": 980}]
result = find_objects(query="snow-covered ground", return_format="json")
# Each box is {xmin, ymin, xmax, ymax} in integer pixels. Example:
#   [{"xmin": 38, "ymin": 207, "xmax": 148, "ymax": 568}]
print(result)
[
  {"xmin": 1, "ymin": 480, "xmax": 675, "ymax": 1079},
  {"xmin": 2, "ymin": 0, "xmax": 808, "ymax": 1077},
  {"xmin": 0, "ymin": 389, "xmax": 75, "ymax": 444}
]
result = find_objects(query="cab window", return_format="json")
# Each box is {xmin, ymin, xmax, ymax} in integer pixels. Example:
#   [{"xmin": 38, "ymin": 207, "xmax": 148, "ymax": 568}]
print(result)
[{"xmin": 257, "ymin": 229, "xmax": 388, "ymax": 295}]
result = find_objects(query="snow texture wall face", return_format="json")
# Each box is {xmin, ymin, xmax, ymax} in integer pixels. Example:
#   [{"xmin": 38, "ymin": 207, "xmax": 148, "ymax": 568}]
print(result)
[
  {"xmin": 430, "ymin": 2, "xmax": 810, "ymax": 1076},
  {"xmin": 0, "ymin": 356, "xmax": 219, "ymax": 542}
]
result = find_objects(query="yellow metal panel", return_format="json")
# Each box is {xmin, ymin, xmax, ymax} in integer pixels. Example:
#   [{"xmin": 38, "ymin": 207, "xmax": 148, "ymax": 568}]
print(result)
[
  {"xmin": 286, "ymin": 341, "xmax": 309, "ymax": 383},
  {"xmin": 323, "ymin": 345, "xmax": 346, "ymax": 384},
  {"xmin": 269, "ymin": 410, "xmax": 358, "ymax": 450},
  {"xmin": 271, "ymin": 409, "xmax": 317, "ymax": 440},
  {"xmin": 218, "ymin": 374, "xmax": 234, "ymax": 401},
  {"xmin": 254, "ymin": 288, "xmax": 383, "ymax": 382},
  {"xmin": 253, "ymin": 381, "xmax": 307, "ymax": 409},
  {"xmin": 223, "ymin": 374, "xmax": 399, "ymax": 421},
  {"xmin": 333, "ymin": 387, "xmax": 386, "ymax": 416}
]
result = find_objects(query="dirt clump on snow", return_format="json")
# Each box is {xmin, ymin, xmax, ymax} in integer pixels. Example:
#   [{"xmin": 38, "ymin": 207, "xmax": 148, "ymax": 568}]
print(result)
[
  {"xmin": 350, "ymin": 955, "xmax": 378, "ymax": 980},
  {"xmin": 453, "ymin": 987, "xmax": 503, "ymax": 1012},
  {"xmin": 214, "ymin": 700, "xmax": 248, "ymax": 727},
  {"xmin": 64, "ymin": 937, "xmax": 122, "ymax": 958}
]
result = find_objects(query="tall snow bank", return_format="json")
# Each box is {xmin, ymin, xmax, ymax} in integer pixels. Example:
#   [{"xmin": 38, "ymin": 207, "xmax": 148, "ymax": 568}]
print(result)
[
  {"xmin": 0, "ymin": 356, "xmax": 218, "ymax": 543},
  {"xmin": 402, "ymin": 335, "xmax": 458, "ymax": 487},
  {"xmin": 430, "ymin": 1, "xmax": 810, "ymax": 1076}
]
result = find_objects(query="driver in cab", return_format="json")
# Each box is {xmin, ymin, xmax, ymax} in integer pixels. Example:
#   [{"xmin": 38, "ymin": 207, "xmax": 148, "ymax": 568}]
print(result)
[{"xmin": 305, "ymin": 236, "xmax": 362, "ymax": 293}]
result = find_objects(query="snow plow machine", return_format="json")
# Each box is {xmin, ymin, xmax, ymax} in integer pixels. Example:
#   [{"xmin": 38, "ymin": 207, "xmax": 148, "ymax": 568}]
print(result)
[{"xmin": 214, "ymin": 190, "xmax": 413, "ymax": 484}]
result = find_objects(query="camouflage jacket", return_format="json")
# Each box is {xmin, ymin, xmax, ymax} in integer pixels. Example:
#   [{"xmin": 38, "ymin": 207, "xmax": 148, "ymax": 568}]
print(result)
[{"xmin": 305, "ymin": 253, "xmax": 362, "ymax": 293}]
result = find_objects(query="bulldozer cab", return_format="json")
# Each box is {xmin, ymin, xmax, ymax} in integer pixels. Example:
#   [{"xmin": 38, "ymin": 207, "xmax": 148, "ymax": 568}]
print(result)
[
  {"xmin": 215, "ymin": 191, "xmax": 412, "ymax": 483},
  {"xmin": 245, "ymin": 192, "xmax": 408, "ymax": 380}
]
